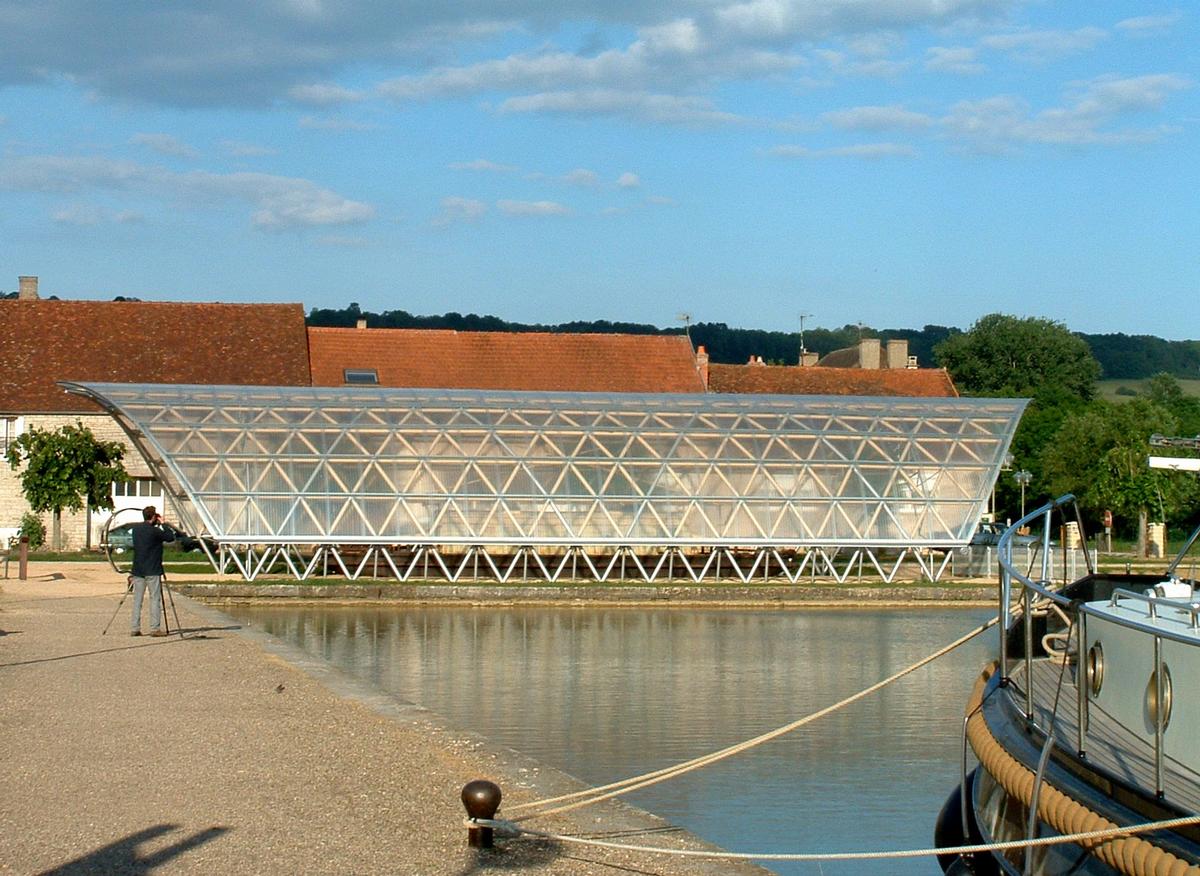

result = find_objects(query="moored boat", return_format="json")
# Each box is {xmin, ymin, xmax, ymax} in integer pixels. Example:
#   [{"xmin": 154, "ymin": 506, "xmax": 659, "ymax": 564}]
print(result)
[{"xmin": 935, "ymin": 495, "xmax": 1200, "ymax": 875}]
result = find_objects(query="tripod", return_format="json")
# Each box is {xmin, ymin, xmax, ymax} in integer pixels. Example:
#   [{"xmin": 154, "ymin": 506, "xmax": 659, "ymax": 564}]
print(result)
[{"xmin": 101, "ymin": 572, "xmax": 185, "ymax": 638}]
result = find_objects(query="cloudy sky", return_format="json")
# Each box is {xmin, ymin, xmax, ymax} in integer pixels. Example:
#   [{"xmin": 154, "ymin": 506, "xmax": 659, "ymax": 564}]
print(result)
[{"xmin": 0, "ymin": 1, "xmax": 1195, "ymax": 337}]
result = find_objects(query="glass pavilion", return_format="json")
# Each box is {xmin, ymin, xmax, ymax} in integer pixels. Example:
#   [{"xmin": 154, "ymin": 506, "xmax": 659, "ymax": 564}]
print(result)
[{"xmin": 65, "ymin": 382, "xmax": 1026, "ymax": 583}]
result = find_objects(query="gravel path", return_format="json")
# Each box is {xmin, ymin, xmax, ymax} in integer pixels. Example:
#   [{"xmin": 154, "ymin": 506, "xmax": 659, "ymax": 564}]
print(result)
[{"xmin": 1, "ymin": 563, "xmax": 765, "ymax": 875}]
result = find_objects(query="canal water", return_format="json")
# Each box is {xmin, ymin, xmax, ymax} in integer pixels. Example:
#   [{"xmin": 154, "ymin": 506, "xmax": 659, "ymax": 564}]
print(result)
[{"xmin": 223, "ymin": 604, "xmax": 993, "ymax": 875}]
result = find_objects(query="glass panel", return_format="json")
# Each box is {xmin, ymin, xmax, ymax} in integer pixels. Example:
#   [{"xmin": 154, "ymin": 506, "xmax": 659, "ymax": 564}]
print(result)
[{"xmin": 68, "ymin": 383, "xmax": 1026, "ymax": 548}]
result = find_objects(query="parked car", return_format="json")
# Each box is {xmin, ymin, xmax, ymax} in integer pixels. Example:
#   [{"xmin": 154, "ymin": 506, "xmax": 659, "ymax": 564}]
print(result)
[
  {"xmin": 104, "ymin": 522, "xmax": 215, "ymax": 555},
  {"xmin": 970, "ymin": 521, "xmax": 1039, "ymax": 548}
]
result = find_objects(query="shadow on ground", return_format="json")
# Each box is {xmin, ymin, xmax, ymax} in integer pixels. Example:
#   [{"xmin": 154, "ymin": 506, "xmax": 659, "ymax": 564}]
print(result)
[
  {"xmin": 38, "ymin": 824, "xmax": 229, "ymax": 875},
  {"xmin": 0, "ymin": 626, "xmax": 239, "ymax": 668}
]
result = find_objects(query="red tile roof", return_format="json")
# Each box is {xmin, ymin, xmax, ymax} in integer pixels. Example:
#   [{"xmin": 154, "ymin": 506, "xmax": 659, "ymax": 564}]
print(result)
[
  {"xmin": 707, "ymin": 363, "xmax": 958, "ymax": 397},
  {"xmin": 0, "ymin": 300, "xmax": 311, "ymax": 413},
  {"xmin": 308, "ymin": 327, "xmax": 706, "ymax": 393}
]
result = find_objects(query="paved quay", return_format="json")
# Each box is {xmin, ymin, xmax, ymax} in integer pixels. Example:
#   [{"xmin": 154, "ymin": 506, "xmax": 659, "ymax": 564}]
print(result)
[{"xmin": 1, "ymin": 562, "xmax": 764, "ymax": 875}]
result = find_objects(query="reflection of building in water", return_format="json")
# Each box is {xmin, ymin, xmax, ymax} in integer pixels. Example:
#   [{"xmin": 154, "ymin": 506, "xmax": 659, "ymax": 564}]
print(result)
[{"xmin": 66, "ymin": 382, "xmax": 1025, "ymax": 582}]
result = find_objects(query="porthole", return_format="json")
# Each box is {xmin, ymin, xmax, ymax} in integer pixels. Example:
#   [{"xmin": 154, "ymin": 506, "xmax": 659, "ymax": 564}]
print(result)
[
  {"xmin": 1086, "ymin": 642, "xmax": 1104, "ymax": 698},
  {"xmin": 1146, "ymin": 665, "xmax": 1173, "ymax": 731}
]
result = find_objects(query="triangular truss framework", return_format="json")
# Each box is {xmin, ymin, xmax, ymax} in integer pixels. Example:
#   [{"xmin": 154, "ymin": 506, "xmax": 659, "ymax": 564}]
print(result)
[{"xmin": 64, "ymin": 383, "xmax": 1025, "ymax": 580}]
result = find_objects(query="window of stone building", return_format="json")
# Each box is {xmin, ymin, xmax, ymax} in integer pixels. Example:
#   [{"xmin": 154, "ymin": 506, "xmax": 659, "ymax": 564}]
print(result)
[
  {"xmin": 112, "ymin": 477, "xmax": 164, "ymax": 499},
  {"xmin": 343, "ymin": 368, "xmax": 379, "ymax": 385},
  {"xmin": 0, "ymin": 416, "xmax": 23, "ymax": 453}
]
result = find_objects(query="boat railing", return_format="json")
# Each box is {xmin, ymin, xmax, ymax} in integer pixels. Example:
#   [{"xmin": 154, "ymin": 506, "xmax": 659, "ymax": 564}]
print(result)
[
  {"xmin": 996, "ymin": 496, "xmax": 1200, "ymax": 799},
  {"xmin": 1104, "ymin": 587, "xmax": 1200, "ymax": 636}
]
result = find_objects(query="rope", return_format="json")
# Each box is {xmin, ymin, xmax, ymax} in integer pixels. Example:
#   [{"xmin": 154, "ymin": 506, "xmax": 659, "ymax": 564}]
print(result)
[
  {"xmin": 966, "ymin": 665, "xmax": 1200, "ymax": 876},
  {"xmin": 466, "ymin": 813, "xmax": 1200, "ymax": 863},
  {"xmin": 508, "ymin": 615, "xmax": 997, "ymax": 821}
]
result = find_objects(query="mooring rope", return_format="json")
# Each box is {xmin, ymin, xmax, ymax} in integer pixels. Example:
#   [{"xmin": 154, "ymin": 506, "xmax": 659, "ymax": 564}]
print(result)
[
  {"xmin": 465, "ymin": 811, "xmax": 1200, "ymax": 859},
  {"xmin": 467, "ymin": 813, "xmax": 1200, "ymax": 864},
  {"xmin": 507, "ymin": 615, "xmax": 998, "ymax": 822}
]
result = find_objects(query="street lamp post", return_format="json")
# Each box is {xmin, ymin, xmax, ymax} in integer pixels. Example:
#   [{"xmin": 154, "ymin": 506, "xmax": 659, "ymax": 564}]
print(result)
[{"xmin": 1013, "ymin": 469, "xmax": 1032, "ymax": 519}]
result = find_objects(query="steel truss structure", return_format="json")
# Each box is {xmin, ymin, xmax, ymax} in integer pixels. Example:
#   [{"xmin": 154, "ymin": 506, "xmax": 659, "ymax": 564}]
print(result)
[{"xmin": 64, "ymin": 383, "xmax": 1025, "ymax": 583}]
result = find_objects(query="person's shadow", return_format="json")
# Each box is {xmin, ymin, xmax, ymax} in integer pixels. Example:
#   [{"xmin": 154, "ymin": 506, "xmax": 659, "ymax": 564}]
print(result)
[{"xmin": 38, "ymin": 824, "xmax": 229, "ymax": 874}]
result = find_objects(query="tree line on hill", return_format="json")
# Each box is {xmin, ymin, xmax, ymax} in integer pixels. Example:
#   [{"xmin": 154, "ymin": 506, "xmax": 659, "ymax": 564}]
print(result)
[{"xmin": 307, "ymin": 303, "xmax": 1200, "ymax": 381}]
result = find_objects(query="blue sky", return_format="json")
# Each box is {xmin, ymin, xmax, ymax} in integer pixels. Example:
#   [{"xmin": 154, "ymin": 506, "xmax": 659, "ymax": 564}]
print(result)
[{"xmin": 1, "ymin": 1, "xmax": 1196, "ymax": 338}]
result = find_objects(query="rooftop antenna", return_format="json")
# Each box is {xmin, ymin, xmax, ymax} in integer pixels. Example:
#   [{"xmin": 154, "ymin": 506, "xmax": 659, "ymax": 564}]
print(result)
[
  {"xmin": 678, "ymin": 312, "xmax": 692, "ymax": 348},
  {"xmin": 798, "ymin": 311, "xmax": 812, "ymax": 365}
]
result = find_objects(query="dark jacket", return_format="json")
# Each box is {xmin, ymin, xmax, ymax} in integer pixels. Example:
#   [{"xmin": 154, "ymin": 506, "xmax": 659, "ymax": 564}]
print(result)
[{"xmin": 131, "ymin": 521, "xmax": 176, "ymax": 577}]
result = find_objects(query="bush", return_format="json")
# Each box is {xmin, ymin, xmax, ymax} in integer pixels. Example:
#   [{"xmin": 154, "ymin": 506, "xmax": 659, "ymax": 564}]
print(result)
[
  {"xmin": 18, "ymin": 512, "xmax": 46, "ymax": 550},
  {"xmin": 1114, "ymin": 385, "xmax": 1138, "ymax": 397}
]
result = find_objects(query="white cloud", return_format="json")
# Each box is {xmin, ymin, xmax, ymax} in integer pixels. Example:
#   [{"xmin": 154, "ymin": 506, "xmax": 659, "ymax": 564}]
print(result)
[
  {"xmin": 814, "ymin": 49, "xmax": 908, "ymax": 78},
  {"xmin": 130, "ymin": 132, "xmax": 200, "ymax": 159},
  {"xmin": 0, "ymin": 155, "xmax": 374, "ymax": 229},
  {"xmin": 715, "ymin": 0, "xmax": 1008, "ymax": 42},
  {"xmin": 645, "ymin": 194, "xmax": 677, "ymax": 206},
  {"xmin": 942, "ymin": 74, "xmax": 1192, "ymax": 149},
  {"xmin": 981, "ymin": 27, "xmax": 1108, "ymax": 63},
  {"xmin": 51, "ymin": 203, "xmax": 143, "ymax": 225},
  {"xmin": 432, "ymin": 195, "xmax": 487, "ymax": 227},
  {"xmin": 770, "ymin": 142, "xmax": 917, "ymax": 159},
  {"xmin": 821, "ymin": 105, "xmax": 931, "ymax": 131},
  {"xmin": 925, "ymin": 46, "xmax": 984, "ymax": 75},
  {"xmin": 0, "ymin": 2, "xmax": 1015, "ymax": 108},
  {"xmin": 220, "ymin": 140, "xmax": 278, "ymax": 157},
  {"xmin": 376, "ymin": 18, "xmax": 801, "ymax": 112},
  {"xmin": 448, "ymin": 159, "xmax": 518, "ymax": 173},
  {"xmin": 316, "ymin": 234, "xmax": 371, "ymax": 247},
  {"xmin": 1115, "ymin": 12, "xmax": 1183, "ymax": 35},
  {"xmin": 497, "ymin": 199, "xmax": 570, "ymax": 216},
  {"xmin": 499, "ymin": 90, "xmax": 746, "ymax": 127},
  {"xmin": 563, "ymin": 168, "xmax": 600, "ymax": 187},
  {"xmin": 617, "ymin": 172, "xmax": 641, "ymax": 188},
  {"xmin": 288, "ymin": 83, "xmax": 366, "ymax": 105},
  {"xmin": 298, "ymin": 115, "xmax": 375, "ymax": 131}
]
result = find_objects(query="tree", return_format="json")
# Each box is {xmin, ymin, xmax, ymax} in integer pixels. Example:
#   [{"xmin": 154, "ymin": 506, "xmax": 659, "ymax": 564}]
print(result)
[
  {"xmin": 1041, "ymin": 399, "xmax": 1199, "ymax": 555},
  {"xmin": 935, "ymin": 314, "xmax": 1102, "ymax": 519},
  {"xmin": 1142, "ymin": 373, "xmax": 1200, "ymax": 437},
  {"xmin": 934, "ymin": 313, "xmax": 1100, "ymax": 401},
  {"xmin": 5, "ymin": 422, "xmax": 129, "ymax": 549}
]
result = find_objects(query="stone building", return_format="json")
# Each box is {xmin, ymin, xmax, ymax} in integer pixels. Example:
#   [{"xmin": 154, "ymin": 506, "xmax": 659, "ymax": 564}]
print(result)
[
  {"xmin": 0, "ymin": 278, "xmax": 310, "ymax": 547},
  {"xmin": 699, "ymin": 338, "xmax": 958, "ymax": 397}
]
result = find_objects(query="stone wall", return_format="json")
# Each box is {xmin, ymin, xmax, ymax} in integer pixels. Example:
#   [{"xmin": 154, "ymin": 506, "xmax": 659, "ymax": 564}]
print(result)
[{"xmin": 1, "ymin": 413, "xmax": 153, "ymax": 550}]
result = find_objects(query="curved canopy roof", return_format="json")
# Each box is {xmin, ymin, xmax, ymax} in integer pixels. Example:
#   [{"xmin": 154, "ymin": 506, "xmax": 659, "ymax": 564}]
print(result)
[{"xmin": 64, "ymin": 383, "xmax": 1026, "ymax": 548}]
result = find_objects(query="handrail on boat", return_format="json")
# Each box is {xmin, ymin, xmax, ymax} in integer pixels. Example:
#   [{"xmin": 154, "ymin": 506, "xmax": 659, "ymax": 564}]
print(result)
[
  {"xmin": 994, "ymin": 494, "xmax": 1200, "ymax": 801},
  {"xmin": 996, "ymin": 494, "xmax": 1077, "ymax": 691}
]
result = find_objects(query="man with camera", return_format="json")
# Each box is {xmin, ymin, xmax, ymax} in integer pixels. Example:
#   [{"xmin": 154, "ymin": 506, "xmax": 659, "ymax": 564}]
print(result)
[{"xmin": 130, "ymin": 505, "xmax": 177, "ymax": 637}]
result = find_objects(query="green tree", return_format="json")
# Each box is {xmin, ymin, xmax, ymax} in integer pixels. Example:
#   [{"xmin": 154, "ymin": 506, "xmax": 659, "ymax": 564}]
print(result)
[
  {"xmin": 1041, "ymin": 399, "xmax": 1199, "ymax": 555},
  {"xmin": 1142, "ymin": 373, "xmax": 1200, "ymax": 436},
  {"xmin": 5, "ymin": 422, "xmax": 129, "ymax": 549},
  {"xmin": 935, "ymin": 314, "xmax": 1102, "ymax": 519},
  {"xmin": 934, "ymin": 313, "xmax": 1100, "ymax": 400}
]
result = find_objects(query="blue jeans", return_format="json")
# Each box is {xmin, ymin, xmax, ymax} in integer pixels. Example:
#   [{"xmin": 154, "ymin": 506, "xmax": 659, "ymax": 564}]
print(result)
[{"xmin": 130, "ymin": 575, "xmax": 162, "ymax": 632}]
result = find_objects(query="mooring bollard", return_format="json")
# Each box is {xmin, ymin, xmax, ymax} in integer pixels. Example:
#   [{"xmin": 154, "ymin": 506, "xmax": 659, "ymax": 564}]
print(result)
[
  {"xmin": 18, "ymin": 535, "xmax": 28, "ymax": 580},
  {"xmin": 461, "ymin": 779, "xmax": 502, "ymax": 848}
]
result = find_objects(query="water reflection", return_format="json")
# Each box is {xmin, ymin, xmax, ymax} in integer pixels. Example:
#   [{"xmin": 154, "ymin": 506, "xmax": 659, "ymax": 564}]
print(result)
[{"xmin": 225, "ymin": 604, "xmax": 992, "ymax": 875}]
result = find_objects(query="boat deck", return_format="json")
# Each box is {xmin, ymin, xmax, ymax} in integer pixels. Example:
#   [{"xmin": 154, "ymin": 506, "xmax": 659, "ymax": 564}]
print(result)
[{"xmin": 1023, "ymin": 658, "xmax": 1200, "ymax": 812}]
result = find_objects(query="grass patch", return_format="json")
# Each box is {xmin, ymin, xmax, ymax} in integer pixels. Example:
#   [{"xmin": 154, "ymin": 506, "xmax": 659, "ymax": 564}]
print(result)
[{"xmin": 1098, "ymin": 377, "xmax": 1200, "ymax": 402}]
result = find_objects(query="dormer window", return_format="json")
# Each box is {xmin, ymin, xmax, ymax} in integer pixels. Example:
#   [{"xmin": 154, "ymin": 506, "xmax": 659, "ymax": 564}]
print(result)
[{"xmin": 343, "ymin": 368, "xmax": 379, "ymax": 385}]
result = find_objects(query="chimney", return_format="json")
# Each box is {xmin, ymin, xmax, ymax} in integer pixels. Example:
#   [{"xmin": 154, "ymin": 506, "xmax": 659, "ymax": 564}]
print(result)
[
  {"xmin": 18, "ymin": 276, "xmax": 38, "ymax": 300},
  {"xmin": 885, "ymin": 339, "xmax": 908, "ymax": 370},
  {"xmin": 858, "ymin": 338, "xmax": 880, "ymax": 369},
  {"xmin": 695, "ymin": 345, "xmax": 710, "ymax": 390},
  {"xmin": 356, "ymin": 318, "xmax": 367, "ymax": 330}
]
